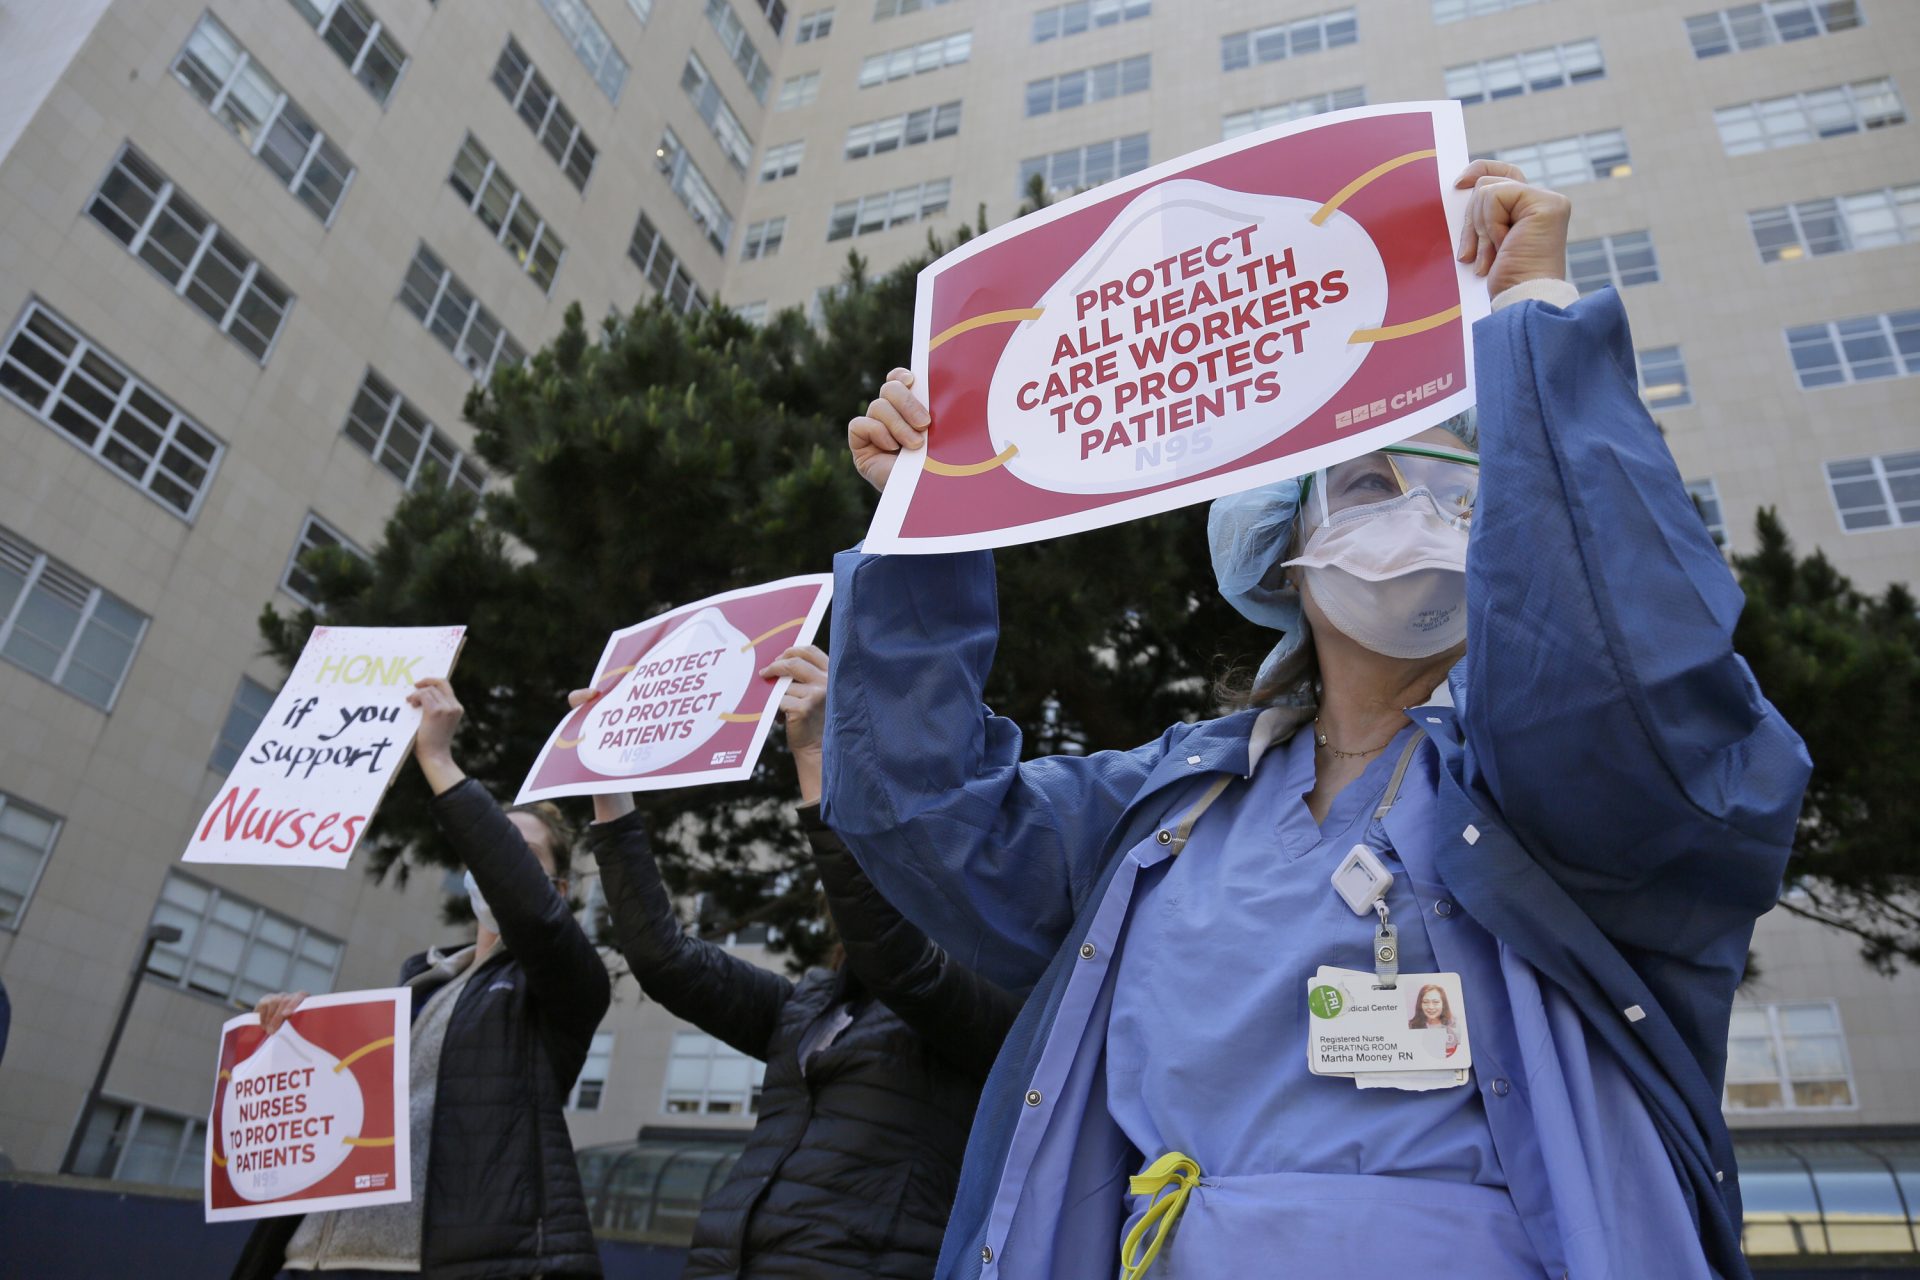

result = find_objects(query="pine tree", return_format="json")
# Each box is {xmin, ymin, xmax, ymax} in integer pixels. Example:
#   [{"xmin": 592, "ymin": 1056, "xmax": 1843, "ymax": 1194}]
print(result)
[{"xmin": 1728, "ymin": 509, "xmax": 1920, "ymax": 971}]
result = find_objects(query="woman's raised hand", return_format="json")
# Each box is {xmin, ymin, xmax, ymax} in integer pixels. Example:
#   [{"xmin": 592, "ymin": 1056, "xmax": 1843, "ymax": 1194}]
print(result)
[
  {"xmin": 1452, "ymin": 161, "xmax": 1573, "ymax": 300},
  {"xmin": 255, "ymin": 990, "xmax": 308, "ymax": 1037},
  {"xmin": 847, "ymin": 367, "xmax": 929, "ymax": 493},
  {"xmin": 407, "ymin": 677, "xmax": 467, "ymax": 795}
]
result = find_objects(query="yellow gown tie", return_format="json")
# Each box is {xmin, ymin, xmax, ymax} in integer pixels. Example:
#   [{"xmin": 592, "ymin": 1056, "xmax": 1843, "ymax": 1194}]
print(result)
[{"xmin": 1120, "ymin": 1152, "xmax": 1203, "ymax": 1280}]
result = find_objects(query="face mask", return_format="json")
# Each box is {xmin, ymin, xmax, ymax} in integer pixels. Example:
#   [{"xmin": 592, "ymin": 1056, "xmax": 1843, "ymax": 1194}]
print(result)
[
  {"xmin": 463, "ymin": 870, "xmax": 498, "ymax": 934},
  {"xmin": 1284, "ymin": 488, "xmax": 1469, "ymax": 659}
]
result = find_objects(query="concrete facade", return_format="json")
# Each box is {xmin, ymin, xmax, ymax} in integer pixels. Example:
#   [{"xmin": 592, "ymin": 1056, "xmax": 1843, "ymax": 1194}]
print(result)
[{"xmin": 0, "ymin": 0, "xmax": 1914, "ymax": 1213}]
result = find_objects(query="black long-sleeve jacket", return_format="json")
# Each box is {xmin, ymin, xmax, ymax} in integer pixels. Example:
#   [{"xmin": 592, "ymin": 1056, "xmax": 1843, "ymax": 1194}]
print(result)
[
  {"xmin": 592, "ymin": 803, "xmax": 1018, "ymax": 1280},
  {"xmin": 234, "ymin": 779, "xmax": 611, "ymax": 1279}
]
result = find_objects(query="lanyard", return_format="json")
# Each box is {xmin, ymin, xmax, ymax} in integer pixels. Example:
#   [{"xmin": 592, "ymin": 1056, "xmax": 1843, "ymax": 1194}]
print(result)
[{"xmin": 1329, "ymin": 733, "xmax": 1425, "ymax": 989}]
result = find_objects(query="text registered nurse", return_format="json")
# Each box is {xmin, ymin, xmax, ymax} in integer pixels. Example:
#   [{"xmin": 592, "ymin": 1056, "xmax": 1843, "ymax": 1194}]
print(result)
[{"xmin": 821, "ymin": 159, "xmax": 1813, "ymax": 1280}]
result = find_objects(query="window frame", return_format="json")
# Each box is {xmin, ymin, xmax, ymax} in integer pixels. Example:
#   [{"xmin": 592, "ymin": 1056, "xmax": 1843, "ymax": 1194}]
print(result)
[
  {"xmin": 1725, "ymin": 1000, "xmax": 1861, "ymax": 1112},
  {"xmin": 1220, "ymin": 8, "xmax": 1359, "ymax": 72},
  {"xmin": 1748, "ymin": 184, "xmax": 1920, "ymax": 262},
  {"xmin": 72, "ymin": 1097, "xmax": 207, "ymax": 1188},
  {"xmin": 209, "ymin": 675, "xmax": 276, "ymax": 775},
  {"xmin": 1824, "ymin": 451, "xmax": 1920, "ymax": 532},
  {"xmin": 704, "ymin": 0, "xmax": 774, "ymax": 103},
  {"xmin": 145, "ymin": 870, "xmax": 347, "ymax": 1008},
  {"xmin": 1019, "ymin": 133, "xmax": 1151, "ymax": 196},
  {"xmin": 1716, "ymin": 78, "xmax": 1908, "ymax": 156},
  {"xmin": 759, "ymin": 139, "xmax": 805, "ymax": 181},
  {"xmin": 857, "ymin": 31, "xmax": 972, "ymax": 88},
  {"xmin": 1565, "ymin": 229, "xmax": 1660, "ymax": 294},
  {"xmin": 540, "ymin": 0, "xmax": 630, "ymax": 101},
  {"xmin": 1432, "ymin": 0, "xmax": 1549, "ymax": 24},
  {"xmin": 1445, "ymin": 38, "xmax": 1605, "ymax": 106},
  {"xmin": 1223, "ymin": 87, "xmax": 1366, "ymax": 139},
  {"xmin": 569, "ymin": 1031, "xmax": 615, "ymax": 1110},
  {"xmin": 827, "ymin": 178, "xmax": 952, "ymax": 241},
  {"xmin": 0, "ymin": 788, "xmax": 62, "ymax": 932},
  {"xmin": 341, "ymin": 367, "xmax": 487, "ymax": 494},
  {"xmin": 1481, "ymin": 128, "xmax": 1631, "ymax": 188},
  {"xmin": 656, "ymin": 129, "xmax": 735, "ymax": 254},
  {"xmin": 170, "ymin": 14, "xmax": 358, "ymax": 226},
  {"xmin": 1683, "ymin": 476, "xmax": 1725, "ymax": 544},
  {"xmin": 447, "ymin": 135, "xmax": 566, "ymax": 293},
  {"xmin": 86, "ymin": 144, "xmax": 294, "ymax": 364},
  {"xmin": 397, "ymin": 244, "xmax": 526, "ymax": 382},
  {"xmin": 661, "ymin": 1029, "xmax": 767, "ymax": 1115},
  {"xmin": 280, "ymin": 512, "xmax": 370, "ymax": 609},
  {"xmin": 1026, "ymin": 54, "xmax": 1151, "ymax": 117},
  {"xmin": 1686, "ymin": 0, "xmax": 1864, "ymax": 58},
  {"xmin": 1636, "ymin": 344, "xmax": 1693, "ymax": 409},
  {"xmin": 628, "ymin": 212, "xmax": 710, "ymax": 315},
  {"xmin": 795, "ymin": 7, "xmax": 834, "ymax": 41},
  {"xmin": 287, "ymin": 0, "xmax": 409, "ymax": 106},
  {"xmin": 0, "ymin": 300, "xmax": 226, "ymax": 522},
  {"xmin": 1785, "ymin": 310, "xmax": 1920, "ymax": 389},
  {"xmin": 0, "ymin": 525, "xmax": 150, "ymax": 712},
  {"xmin": 491, "ymin": 39, "xmax": 598, "ymax": 194},
  {"xmin": 681, "ymin": 53, "xmax": 756, "ymax": 176},
  {"xmin": 740, "ymin": 215, "xmax": 787, "ymax": 260}
]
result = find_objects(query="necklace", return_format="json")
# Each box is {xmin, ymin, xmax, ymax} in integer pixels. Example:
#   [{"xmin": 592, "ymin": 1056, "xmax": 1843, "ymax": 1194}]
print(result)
[{"xmin": 1313, "ymin": 717, "xmax": 1395, "ymax": 759}]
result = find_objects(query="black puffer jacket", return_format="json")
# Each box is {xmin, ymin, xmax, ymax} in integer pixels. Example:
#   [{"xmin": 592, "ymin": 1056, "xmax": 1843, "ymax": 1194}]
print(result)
[
  {"xmin": 593, "ymin": 804, "xmax": 1019, "ymax": 1279},
  {"xmin": 234, "ymin": 780, "xmax": 611, "ymax": 1279}
]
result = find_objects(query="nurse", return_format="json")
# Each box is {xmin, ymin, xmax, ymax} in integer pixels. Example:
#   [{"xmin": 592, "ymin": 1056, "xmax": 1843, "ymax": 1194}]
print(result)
[{"xmin": 822, "ymin": 161, "xmax": 1811, "ymax": 1280}]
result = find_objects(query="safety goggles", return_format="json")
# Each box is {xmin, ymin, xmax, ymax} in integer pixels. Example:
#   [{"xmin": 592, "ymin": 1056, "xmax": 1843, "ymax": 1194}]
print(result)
[{"xmin": 1299, "ymin": 443, "xmax": 1479, "ymax": 541}]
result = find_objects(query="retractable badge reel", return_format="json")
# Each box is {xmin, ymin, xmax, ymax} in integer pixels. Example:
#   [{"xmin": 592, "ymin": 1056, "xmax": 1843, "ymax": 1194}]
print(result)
[{"xmin": 1331, "ymin": 844, "xmax": 1398, "ymax": 989}]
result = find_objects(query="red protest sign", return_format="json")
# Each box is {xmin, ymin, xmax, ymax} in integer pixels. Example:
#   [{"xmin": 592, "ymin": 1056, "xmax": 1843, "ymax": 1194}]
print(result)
[
  {"xmin": 205, "ymin": 989, "xmax": 410, "ymax": 1222},
  {"xmin": 517, "ymin": 574, "xmax": 833, "ymax": 801},
  {"xmin": 866, "ymin": 102, "xmax": 1487, "ymax": 553}
]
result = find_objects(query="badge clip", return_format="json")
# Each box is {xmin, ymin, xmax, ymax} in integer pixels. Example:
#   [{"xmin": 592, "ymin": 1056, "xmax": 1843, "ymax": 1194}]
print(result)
[{"xmin": 1331, "ymin": 844, "xmax": 1392, "ymax": 916}]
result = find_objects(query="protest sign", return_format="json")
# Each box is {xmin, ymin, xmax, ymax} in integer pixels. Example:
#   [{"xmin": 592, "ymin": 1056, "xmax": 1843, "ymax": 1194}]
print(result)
[
  {"xmin": 865, "ymin": 101, "xmax": 1488, "ymax": 553},
  {"xmin": 517, "ymin": 574, "xmax": 833, "ymax": 802},
  {"xmin": 184, "ymin": 626, "xmax": 465, "ymax": 870},
  {"xmin": 205, "ymin": 988, "xmax": 410, "ymax": 1223}
]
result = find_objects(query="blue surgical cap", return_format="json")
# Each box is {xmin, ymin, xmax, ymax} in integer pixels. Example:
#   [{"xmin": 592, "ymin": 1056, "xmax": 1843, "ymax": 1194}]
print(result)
[{"xmin": 1207, "ymin": 477, "xmax": 1310, "ymax": 683}]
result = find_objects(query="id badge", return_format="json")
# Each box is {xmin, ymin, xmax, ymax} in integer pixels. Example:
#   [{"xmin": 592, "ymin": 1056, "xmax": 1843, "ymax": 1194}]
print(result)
[{"xmin": 1307, "ymin": 967, "xmax": 1472, "ymax": 1076}]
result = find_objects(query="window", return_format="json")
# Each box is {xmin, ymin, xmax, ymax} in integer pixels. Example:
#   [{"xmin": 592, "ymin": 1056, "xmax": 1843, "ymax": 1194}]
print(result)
[
  {"xmin": 1825, "ymin": 451, "xmax": 1920, "ymax": 531},
  {"xmin": 754, "ymin": 0, "xmax": 788, "ymax": 35},
  {"xmin": 705, "ymin": 0, "xmax": 773, "ymax": 103},
  {"xmin": 1684, "ymin": 478, "xmax": 1726, "ymax": 544},
  {"xmin": 656, "ymin": 129, "xmax": 734, "ymax": 253},
  {"xmin": 448, "ymin": 136, "xmax": 566, "ymax": 292},
  {"xmin": 858, "ymin": 31, "xmax": 972, "ymax": 87},
  {"xmin": 570, "ymin": 1032, "xmax": 614, "ymax": 1109},
  {"xmin": 874, "ymin": 0, "xmax": 954, "ymax": 15},
  {"xmin": 1481, "ymin": 128, "xmax": 1630, "ymax": 187},
  {"xmin": 1736, "ymin": 1135, "xmax": 1920, "ymax": 1258},
  {"xmin": 343, "ymin": 369, "xmax": 487, "ymax": 494},
  {"xmin": 171, "ymin": 15, "xmax": 356, "ymax": 224},
  {"xmin": 1, "ymin": 303, "xmax": 225, "ymax": 520},
  {"xmin": 1221, "ymin": 9, "xmax": 1358, "ymax": 71},
  {"xmin": 1026, "ymin": 55, "xmax": 1150, "ymax": 117},
  {"xmin": 759, "ymin": 139, "xmax": 804, "ymax": 180},
  {"xmin": 681, "ymin": 55, "xmax": 755, "ymax": 176},
  {"xmin": 845, "ymin": 100, "xmax": 960, "ymax": 158},
  {"xmin": 796, "ymin": 7, "xmax": 833, "ymax": 40},
  {"xmin": 491, "ymin": 39, "xmax": 598, "ymax": 192},
  {"xmin": 397, "ymin": 245, "xmax": 526, "ymax": 381},
  {"xmin": 663, "ymin": 1030, "xmax": 766, "ymax": 1114},
  {"xmin": 0, "ymin": 526, "xmax": 148, "ymax": 711},
  {"xmin": 287, "ymin": 0, "xmax": 406, "ymax": 105},
  {"xmin": 1224, "ymin": 87, "xmax": 1365, "ymax": 139},
  {"xmin": 776, "ymin": 71, "xmax": 820, "ymax": 109},
  {"xmin": 210, "ymin": 677, "xmax": 275, "ymax": 774},
  {"xmin": 626, "ymin": 0, "xmax": 654, "ymax": 22},
  {"xmin": 1445, "ymin": 38, "xmax": 1604, "ymax": 105},
  {"xmin": 740, "ymin": 216, "xmax": 786, "ymax": 260},
  {"xmin": 1748, "ymin": 185, "xmax": 1920, "ymax": 261},
  {"xmin": 0, "ymin": 790, "xmax": 61, "ymax": 930},
  {"xmin": 1687, "ymin": 0, "xmax": 1862, "ymax": 57},
  {"xmin": 71, "ymin": 1100, "xmax": 205, "ymax": 1189},
  {"xmin": 733, "ymin": 299, "xmax": 768, "ymax": 325},
  {"xmin": 1433, "ymin": 0, "xmax": 1550, "ymax": 22},
  {"xmin": 1726, "ymin": 1001, "xmax": 1857, "ymax": 1110},
  {"xmin": 87, "ymin": 146, "xmax": 292, "ymax": 362},
  {"xmin": 147, "ymin": 872, "xmax": 344, "ymax": 1006},
  {"xmin": 629, "ymin": 212, "xmax": 709, "ymax": 314},
  {"xmin": 1019, "ymin": 133, "xmax": 1150, "ymax": 196},
  {"xmin": 1565, "ymin": 230, "xmax": 1659, "ymax": 294},
  {"xmin": 828, "ymin": 178, "xmax": 951, "ymax": 240},
  {"xmin": 1034, "ymin": 0, "xmax": 1151, "ymax": 42},
  {"xmin": 540, "ymin": 0, "xmax": 628, "ymax": 100},
  {"xmin": 1637, "ymin": 345, "xmax": 1692, "ymax": 409},
  {"xmin": 1786, "ymin": 309, "xmax": 1920, "ymax": 388},
  {"xmin": 1716, "ymin": 79, "xmax": 1906, "ymax": 156},
  {"xmin": 281, "ymin": 514, "xmax": 369, "ymax": 609}
]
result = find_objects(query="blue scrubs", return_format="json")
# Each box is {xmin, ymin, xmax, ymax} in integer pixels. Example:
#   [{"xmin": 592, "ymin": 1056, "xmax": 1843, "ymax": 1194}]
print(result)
[{"xmin": 1107, "ymin": 726, "xmax": 1541, "ymax": 1276}]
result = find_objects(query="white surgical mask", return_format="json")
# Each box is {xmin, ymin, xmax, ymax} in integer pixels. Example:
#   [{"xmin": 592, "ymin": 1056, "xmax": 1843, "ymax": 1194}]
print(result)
[
  {"xmin": 1285, "ymin": 488, "xmax": 1469, "ymax": 659},
  {"xmin": 463, "ymin": 870, "xmax": 498, "ymax": 934}
]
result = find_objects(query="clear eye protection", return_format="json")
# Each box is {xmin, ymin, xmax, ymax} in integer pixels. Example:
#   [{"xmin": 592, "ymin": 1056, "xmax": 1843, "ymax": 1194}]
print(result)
[{"xmin": 1298, "ymin": 443, "xmax": 1480, "ymax": 541}]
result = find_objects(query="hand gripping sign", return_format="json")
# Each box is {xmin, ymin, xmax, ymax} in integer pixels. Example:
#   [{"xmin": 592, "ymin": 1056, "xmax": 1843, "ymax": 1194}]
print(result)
[
  {"xmin": 517, "ymin": 575, "xmax": 833, "ymax": 802},
  {"xmin": 185, "ymin": 626, "xmax": 466, "ymax": 870},
  {"xmin": 865, "ymin": 101, "xmax": 1489, "ymax": 553},
  {"xmin": 206, "ymin": 989, "xmax": 410, "ymax": 1222}
]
